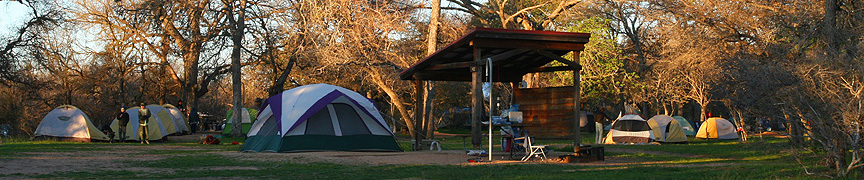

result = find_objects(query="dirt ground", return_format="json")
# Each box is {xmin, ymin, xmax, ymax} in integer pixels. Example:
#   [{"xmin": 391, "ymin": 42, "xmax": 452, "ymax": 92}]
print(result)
[{"xmin": 0, "ymin": 133, "xmax": 721, "ymax": 177}]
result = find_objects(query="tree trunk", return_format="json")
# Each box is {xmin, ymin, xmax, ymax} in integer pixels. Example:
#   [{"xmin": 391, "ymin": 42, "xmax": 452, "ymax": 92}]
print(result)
[
  {"xmin": 228, "ymin": 0, "xmax": 247, "ymax": 137},
  {"xmin": 423, "ymin": 81, "xmax": 436, "ymax": 139},
  {"xmin": 823, "ymin": 0, "xmax": 839, "ymax": 56},
  {"xmin": 426, "ymin": 0, "xmax": 440, "ymax": 56},
  {"xmin": 736, "ymin": 110, "xmax": 747, "ymax": 142},
  {"xmin": 183, "ymin": 47, "xmax": 201, "ymax": 119},
  {"xmin": 422, "ymin": 0, "xmax": 441, "ymax": 140},
  {"xmin": 783, "ymin": 107, "xmax": 802, "ymax": 146},
  {"xmin": 139, "ymin": 65, "xmax": 146, "ymax": 103},
  {"xmin": 268, "ymin": 58, "xmax": 295, "ymax": 96},
  {"xmin": 834, "ymin": 138, "xmax": 848, "ymax": 176},
  {"xmin": 525, "ymin": 73, "xmax": 539, "ymax": 88},
  {"xmin": 156, "ymin": 1, "xmax": 208, "ymax": 117},
  {"xmin": 367, "ymin": 69, "xmax": 416, "ymax": 138},
  {"xmin": 157, "ymin": 60, "xmax": 167, "ymax": 105},
  {"xmin": 699, "ymin": 103, "xmax": 707, "ymax": 123}
]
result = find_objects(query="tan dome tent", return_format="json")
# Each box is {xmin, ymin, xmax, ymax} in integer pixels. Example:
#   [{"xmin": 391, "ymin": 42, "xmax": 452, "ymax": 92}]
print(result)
[
  {"xmin": 109, "ymin": 106, "xmax": 170, "ymax": 141},
  {"xmin": 696, "ymin": 117, "xmax": 739, "ymax": 139},
  {"xmin": 34, "ymin": 105, "xmax": 109, "ymax": 142},
  {"xmin": 603, "ymin": 114, "xmax": 653, "ymax": 144},
  {"xmin": 647, "ymin": 115, "xmax": 688, "ymax": 143},
  {"xmin": 163, "ymin": 104, "xmax": 190, "ymax": 134},
  {"xmin": 144, "ymin": 104, "xmax": 179, "ymax": 135}
]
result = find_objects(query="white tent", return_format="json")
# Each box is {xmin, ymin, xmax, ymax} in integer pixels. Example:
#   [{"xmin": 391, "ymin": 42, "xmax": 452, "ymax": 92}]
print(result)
[
  {"xmin": 603, "ymin": 114, "xmax": 653, "ymax": 144},
  {"xmin": 34, "ymin": 105, "xmax": 109, "ymax": 142},
  {"xmin": 242, "ymin": 84, "xmax": 401, "ymax": 152}
]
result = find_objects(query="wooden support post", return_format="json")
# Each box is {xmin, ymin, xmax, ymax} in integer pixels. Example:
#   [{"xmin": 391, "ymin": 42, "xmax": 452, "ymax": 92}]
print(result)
[
  {"xmin": 414, "ymin": 79, "xmax": 424, "ymax": 151},
  {"xmin": 510, "ymin": 82, "xmax": 517, "ymax": 107},
  {"xmin": 471, "ymin": 47, "xmax": 483, "ymax": 149},
  {"xmin": 572, "ymin": 51, "xmax": 582, "ymax": 152}
]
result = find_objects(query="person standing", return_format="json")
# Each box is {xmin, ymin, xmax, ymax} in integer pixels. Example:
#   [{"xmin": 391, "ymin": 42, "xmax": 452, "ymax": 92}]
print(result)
[
  {"xmin": 188, "ymin": 108, "xmax": 199, "ymax": 134},
  {"xmin": 116, "ymin": 107, "xmax": 130, "ymax": 141},
  {"xmin": 138, "ymin": 103, "xmax": 151, "ymax": 144},
  {"xmin": 595, "ymin": 117, "xmax": 604, "ymax": 144}
]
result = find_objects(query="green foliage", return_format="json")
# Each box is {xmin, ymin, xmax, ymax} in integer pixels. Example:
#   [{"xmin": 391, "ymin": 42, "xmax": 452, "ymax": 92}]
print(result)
[{"xmin": 545, "ymin": 17, "xmax": 641, "ymax": 108}]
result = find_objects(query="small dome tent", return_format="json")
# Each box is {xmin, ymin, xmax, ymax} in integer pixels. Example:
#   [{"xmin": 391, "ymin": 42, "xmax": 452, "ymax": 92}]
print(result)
[
  {"xmin": 223, "ymin": 108, "xmax": 257, "ymax": 135},
  {"xmin": 163, "ymin": 104, "xmax": 190, "ymax": 134},
  {"xmin": 109, "ymin": 106, "xmax": 170, "ymax": 141},
  {"xmin": 673, "ymin": 116, "xmax": 696, "ymax": 136},
  {"xmin": 603, "ymin": 114, "xmax": 653, "ymax": 144},
  {"xmin": 144, "ymin": 104, "xmax": 179, "ymax": 135},
  {"xmin": 647, "ymin": 115, "xmax": 688, "ymax": 143},
  {"xmin": 34, "ymin": 105, "xmax": 109, "ymax": 142},
  {"xmin": 696, "ymin": 117, "xmax": 739, "ymax": 140},
  {"xmin": 242, "ymin": 84, "xmax": 402, "ymax": 152}
]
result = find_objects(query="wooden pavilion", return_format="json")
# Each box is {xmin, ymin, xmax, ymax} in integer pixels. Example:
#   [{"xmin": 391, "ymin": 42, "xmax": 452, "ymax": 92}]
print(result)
[{"xmin": 399, "ymin": 28, "xmax": 591, "ymax": 154}]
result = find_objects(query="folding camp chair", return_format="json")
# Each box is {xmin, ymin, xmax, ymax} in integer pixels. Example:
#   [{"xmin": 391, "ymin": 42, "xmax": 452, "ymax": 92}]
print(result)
[
  {"xmin": 507, "ymin": 127, "xmax": 527, "ymax": 160},
  {"xmin": 515, "ymin": 135, "xmax": 547, "ymax": 162}
]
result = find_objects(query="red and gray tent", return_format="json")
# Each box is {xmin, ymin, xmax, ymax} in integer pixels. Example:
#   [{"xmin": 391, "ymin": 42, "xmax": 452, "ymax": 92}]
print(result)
[{"xmin": 241, "ymin": 84, "xmax": 402, "ymax": 152}]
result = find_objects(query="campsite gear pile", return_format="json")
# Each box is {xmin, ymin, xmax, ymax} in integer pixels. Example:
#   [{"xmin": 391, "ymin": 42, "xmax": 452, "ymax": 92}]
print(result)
[
  {"xmin": 201, "ymin": 135, "xmax": 220, "ymax": 145},
  {"xmin": 466, "ymin": 150, "xmax": 487, "ymax": 156}
]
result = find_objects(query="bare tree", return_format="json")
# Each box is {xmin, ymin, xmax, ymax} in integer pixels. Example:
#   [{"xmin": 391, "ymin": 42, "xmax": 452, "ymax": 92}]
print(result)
[
  {"xmin": 420, "ymin": 0, "xmax": 443, "ymax": 144},
  {"xmin": 223, "ymin": 0, "xmax": 247, "ymax": 137},
  {"xmin": 0, "ymin": 0, "xmax": 64, "ymax": 86}
]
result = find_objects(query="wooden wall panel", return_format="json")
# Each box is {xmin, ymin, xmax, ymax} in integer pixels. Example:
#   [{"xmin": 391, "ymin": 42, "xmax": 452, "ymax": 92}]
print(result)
[{"xmin": 514, "ymin": 86, "xmax": 576, "ymax": 139}]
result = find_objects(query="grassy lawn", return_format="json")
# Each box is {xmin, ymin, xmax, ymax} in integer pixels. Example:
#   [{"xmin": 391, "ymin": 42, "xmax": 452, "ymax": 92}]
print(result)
[{"xmin": 0, "ymin": 132, "xmax": 844, "ymax": 179}]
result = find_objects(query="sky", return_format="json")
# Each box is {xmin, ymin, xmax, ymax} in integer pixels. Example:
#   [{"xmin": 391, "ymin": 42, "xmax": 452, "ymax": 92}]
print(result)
[{"xmin": 0, "ymin": 1, "xmax": 29, "ymax": 38}]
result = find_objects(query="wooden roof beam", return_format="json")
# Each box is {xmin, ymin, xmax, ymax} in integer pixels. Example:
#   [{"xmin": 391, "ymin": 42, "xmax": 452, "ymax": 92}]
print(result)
[
  {"xmin": 425, "ymin": 49, "xmax": 530, "ymax": 71},
  {"xmin": 536, "ymin": 50, "xmax": 582, "ymax": 70},
  {"xmin": 525, "ymin": 66, "xmax": 577, "ymax": 73},
  {"xmin": 479, "ymin": 49, "xmax": 530, "ymax": 65}
]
